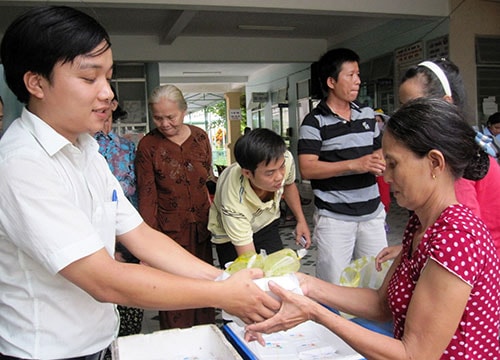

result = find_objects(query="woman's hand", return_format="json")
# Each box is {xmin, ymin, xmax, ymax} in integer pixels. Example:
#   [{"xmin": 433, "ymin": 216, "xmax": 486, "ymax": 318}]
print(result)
[
  {"xmin": 245, "ymin": 279, "xmax": 317, "ymax": 334},
  {"xmin": 294, "ymin": 271, "xmax": 313, "ymax": 297},
  {"xmin": 375, "ymin": 245, "xmax": 402, "ymax": 271},
  {"xmin": 244, "ymin": 329, "xmax": 266, "ymax": 346}
]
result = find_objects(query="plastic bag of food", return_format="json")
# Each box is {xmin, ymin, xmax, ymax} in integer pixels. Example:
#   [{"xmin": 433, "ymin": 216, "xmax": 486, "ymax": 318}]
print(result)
[
  {"xmin": 225, "ymin": 248, "xmax": 301, "ymax": 277},
  {"xmin": 340, "ymin": 256, "xmax": 391, "ymax": 289},
  {"xmin": 339, "ymin": 255, "xmax": 392, "ymax": 319},
  {"xmin": 225, "ymin": 251, "xmax": 265, "ymax": 275},
  {"xmin": 223, "ymin": 273, "xmax": 302, "ymax": 326},
  {"xmin": 221, "ymin": 249, "xmax": 303, "ymax": 325},
  {"xmin": 262, "ymin": 248, "xmax": 301, "ymax": 277}
]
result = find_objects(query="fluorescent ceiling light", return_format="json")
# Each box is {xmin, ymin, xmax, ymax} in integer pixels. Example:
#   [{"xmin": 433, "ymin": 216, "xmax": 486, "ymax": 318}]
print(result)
[
  {"xmin": 183, "ymin": 71, "xmax": 222, "ymax": 75},
  {"xmin": 238, "ymin": 25, "xmax": 295, "ymax": 31}
]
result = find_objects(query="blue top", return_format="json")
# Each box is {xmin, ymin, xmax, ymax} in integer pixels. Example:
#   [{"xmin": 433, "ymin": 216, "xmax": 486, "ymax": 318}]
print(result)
[{"xmin": 94, "ymin": 130, "xmax": 138, "ymax": 209}]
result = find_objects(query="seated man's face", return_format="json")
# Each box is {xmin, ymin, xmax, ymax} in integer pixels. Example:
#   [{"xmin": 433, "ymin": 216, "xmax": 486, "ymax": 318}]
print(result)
[{"xmin": 242, "ymin": 156, "xmax": 286, "ymax": 194}]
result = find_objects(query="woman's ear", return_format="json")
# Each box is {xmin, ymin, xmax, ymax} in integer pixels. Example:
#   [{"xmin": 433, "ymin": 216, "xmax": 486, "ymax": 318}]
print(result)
[
  {"xmin": 427, "ymin": 149, "xmax": 445, "ymax": 177},
  {"xmin": 23, "ymin": 71, "xmax": 45, "ymax": 100},
  {"xmin": 443, "ymin": 94, "xmax": 453, "ymax": 105}
]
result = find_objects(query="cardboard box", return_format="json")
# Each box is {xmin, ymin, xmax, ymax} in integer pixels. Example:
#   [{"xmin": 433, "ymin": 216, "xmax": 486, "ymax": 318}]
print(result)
[
  {"xmin": 224, "ymin": 321, "xmax": 363, "ymax": 360},
  {"xmin": 112, "ymin": 324, "xmax": 243, "ymax": 360}
]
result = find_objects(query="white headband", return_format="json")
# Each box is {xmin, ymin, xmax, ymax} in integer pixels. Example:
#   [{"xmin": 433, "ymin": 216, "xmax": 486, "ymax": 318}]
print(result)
[{"xmin": 418, "ymin": 61, "xmax": 452, "ymax": 97}]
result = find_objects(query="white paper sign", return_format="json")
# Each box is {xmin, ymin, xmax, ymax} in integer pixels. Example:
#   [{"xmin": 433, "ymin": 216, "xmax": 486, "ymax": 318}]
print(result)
[{"xmin": 229, "ymin": 109, "xmax": 242, "ymax": 121}]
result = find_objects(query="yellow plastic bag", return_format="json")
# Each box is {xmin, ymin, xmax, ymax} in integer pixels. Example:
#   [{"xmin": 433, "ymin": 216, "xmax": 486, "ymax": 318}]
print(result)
[
  {"xmin": 262, "ymin": 248, "xmax": 301, "ymax": 277},
  {"xmin": 225, "ymin": 248, "xmax": 301, "ymax": 277},
  {"xmin": 225, "ymin": 252, "xmax": 265, "ymax": 274},
  {"xmin": 339, "ymin": 256, "xmax": 392, "ymax": 318},
  {"xmin": 340, "ymin": 256, "xmax": 391, "ymax": 289}
]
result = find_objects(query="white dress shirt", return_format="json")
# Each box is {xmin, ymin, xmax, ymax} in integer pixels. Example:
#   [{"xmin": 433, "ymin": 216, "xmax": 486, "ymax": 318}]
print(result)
[{"xmin": 0, "ymin": 108, "xmax": 142, "ymax": 358}]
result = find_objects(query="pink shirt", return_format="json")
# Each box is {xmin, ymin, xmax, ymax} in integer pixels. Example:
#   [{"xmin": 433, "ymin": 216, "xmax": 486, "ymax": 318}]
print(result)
[
  {"xmin": 455, "ymin": 156, "xmax": 500, "ymax": 256},
  {"xmin": 388, "ymin": 204, "xmax": 500, "ymax": 359}
]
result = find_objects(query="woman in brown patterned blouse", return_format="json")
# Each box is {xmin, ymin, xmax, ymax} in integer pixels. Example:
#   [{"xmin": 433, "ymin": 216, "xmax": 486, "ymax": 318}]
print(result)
[{"xmin": 135, "ymin": 84, "xmax": 215, "ymax": 329}]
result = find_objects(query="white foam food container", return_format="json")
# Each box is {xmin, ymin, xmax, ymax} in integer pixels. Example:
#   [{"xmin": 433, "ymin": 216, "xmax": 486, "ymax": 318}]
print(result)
[
  {"xmin": 225, "ymin": 320, "xmax": 363, "ymax": 360},
  {"xmin": 112, "ymin": 324, "xmax": 243, "ymax": 360}
]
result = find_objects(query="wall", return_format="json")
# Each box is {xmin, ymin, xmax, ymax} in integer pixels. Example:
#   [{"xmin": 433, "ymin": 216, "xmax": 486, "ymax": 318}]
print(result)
[
  {"xmin": 245, "ymin": 63, "xmax": 310, "ymax": 172},
  {"xmin": 449, "ymin": 0, "xmax": 500, "ymax": 123},
  {"xmin": 0, "ymin": 65, "xmax": 24, "ymax": 131},
  {"xmin": 245, "ymin": 62, "xmax": 310, "ymax": 129}
]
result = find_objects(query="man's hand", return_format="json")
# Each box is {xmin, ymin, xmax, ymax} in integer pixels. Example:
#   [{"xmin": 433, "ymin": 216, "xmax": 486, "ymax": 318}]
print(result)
[
  {"xmin": 355, "ymin": 153, "xmax": 386, "ymax": 176},
  {"xmin": 220, "ymin": 268, "xmax": 281, "ymax": 324},
  {"xmin": 245, "ymin": 280, "xmax": 315, "ymax": 334},
  {"xmin": 294, "ymin": 221, "xmax": 312, "ymax": 249}
]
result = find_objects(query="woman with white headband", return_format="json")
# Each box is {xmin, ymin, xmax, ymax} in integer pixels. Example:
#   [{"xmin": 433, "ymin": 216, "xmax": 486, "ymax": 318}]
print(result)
[{"xmin": 376, "ymin": 58, "xmax": 500, "ymax": 266}]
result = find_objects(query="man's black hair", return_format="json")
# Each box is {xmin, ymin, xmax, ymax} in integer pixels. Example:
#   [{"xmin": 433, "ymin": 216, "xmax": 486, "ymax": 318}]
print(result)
[
  {"xmin": 1, "ymin": 5, "xmax": 111, "ymax": 104},
  {"xmin": 318, "ymin": 48, "xmax": 360, "ymax": 93},
  {"xmin": 234, "ymin": 128, "xmax": 286, "ymax": 173}
]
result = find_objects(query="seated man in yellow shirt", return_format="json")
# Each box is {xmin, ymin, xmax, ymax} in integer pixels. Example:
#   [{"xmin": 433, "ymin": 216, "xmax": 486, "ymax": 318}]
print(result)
[{"xmin": 209, "ymin": 128, "xmax": 311, "ymax": 268}]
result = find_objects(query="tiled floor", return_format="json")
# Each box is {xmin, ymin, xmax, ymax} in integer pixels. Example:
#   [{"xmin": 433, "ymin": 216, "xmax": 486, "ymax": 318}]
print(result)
[{"xmin": 141, "ymin": 181, "xmax": 408, "ymax": 334}]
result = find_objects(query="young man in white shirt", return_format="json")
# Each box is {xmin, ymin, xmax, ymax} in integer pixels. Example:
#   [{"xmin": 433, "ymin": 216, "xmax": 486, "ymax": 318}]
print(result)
[{"xmin": 0, "ymin": 6, "xmax": 279, "ymax": 359}]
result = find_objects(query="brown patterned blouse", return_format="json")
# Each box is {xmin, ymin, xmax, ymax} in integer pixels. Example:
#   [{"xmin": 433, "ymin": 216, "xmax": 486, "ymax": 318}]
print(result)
[{"xmin": 135, "ymin": 125, "xmax": 212, "ymax": 246}]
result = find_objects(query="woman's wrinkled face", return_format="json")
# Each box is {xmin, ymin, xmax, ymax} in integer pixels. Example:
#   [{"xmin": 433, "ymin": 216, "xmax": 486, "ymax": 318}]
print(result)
[
  {"xmin": 382, "ymin": 131, "xmax": 433, "ymax": 211},
  {"xmin": 151, "ymin": 98, "xmax": 186, "ymax": 138}
]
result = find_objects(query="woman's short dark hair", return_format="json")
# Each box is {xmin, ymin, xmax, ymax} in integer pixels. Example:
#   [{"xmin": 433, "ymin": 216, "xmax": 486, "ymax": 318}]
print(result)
[
  {"xmin": 401, "ymin": 59, "xmax": 467, "ymax": 113},
  {"xmin": 318, "ymin": 48, "xmax": 360, "ymax": 93},
  {"xmin": 234, "ymin": 128, "xmax": 286, "ymax": 173},
  {"xmin": 1, "ymin": 6, "xmax": 111, "ymax": 104},
  {"xmin": 386, "ymin": 98, "xmax": 489, "ymax": 181}
]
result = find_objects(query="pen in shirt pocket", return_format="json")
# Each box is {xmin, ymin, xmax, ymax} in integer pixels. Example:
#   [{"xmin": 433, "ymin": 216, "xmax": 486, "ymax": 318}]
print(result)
[{"xmin": 112, "ymin": 189, "xmax": 118, "ymax": 202}]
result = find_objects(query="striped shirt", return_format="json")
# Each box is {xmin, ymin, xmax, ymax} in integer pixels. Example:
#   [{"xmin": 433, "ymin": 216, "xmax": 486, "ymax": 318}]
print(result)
[{"xmin": 298, "ymin": 100, "xmax": 383, "ymax": 221}]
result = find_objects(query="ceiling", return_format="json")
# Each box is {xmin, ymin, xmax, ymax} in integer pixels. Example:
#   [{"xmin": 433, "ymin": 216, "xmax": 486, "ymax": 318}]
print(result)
[{"xmin": 0, "ymin": 0, "xmax": 448, "ymax": 112}]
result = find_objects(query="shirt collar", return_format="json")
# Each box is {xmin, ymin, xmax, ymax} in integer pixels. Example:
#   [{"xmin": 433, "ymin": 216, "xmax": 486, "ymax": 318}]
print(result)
[
  {"xmin": 20, "ymin": 107, "xmax": 98, "ymax": 156},
  {"xmin": 317, "ymin": 99, "xmax": 361, "ymax": 118}
]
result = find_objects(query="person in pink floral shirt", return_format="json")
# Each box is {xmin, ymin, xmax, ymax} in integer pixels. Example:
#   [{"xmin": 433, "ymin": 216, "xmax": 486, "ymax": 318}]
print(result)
[{"xmin": 377, "ymin": 59, "xmax": 500, "ymax": 266}]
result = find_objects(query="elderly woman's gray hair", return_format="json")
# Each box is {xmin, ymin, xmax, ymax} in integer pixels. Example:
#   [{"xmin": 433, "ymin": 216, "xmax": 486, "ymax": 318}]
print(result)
[{"xmin": 148, "ymin": 84, "xmax": 187, "ymax": 112}]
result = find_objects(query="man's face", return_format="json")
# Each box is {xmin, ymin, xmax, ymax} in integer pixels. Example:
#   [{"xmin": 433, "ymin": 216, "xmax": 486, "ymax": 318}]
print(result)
[
  {"xmin": 243, "ymin": 155, "xmax": 286, "ymax": 194},
  {"xmin": 31, "ymin": 40, "xmax": 114, "ymax": 143},
  {"xmin": 329, "ymin": 61, "xmax": 361, "ymax": 103}
]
